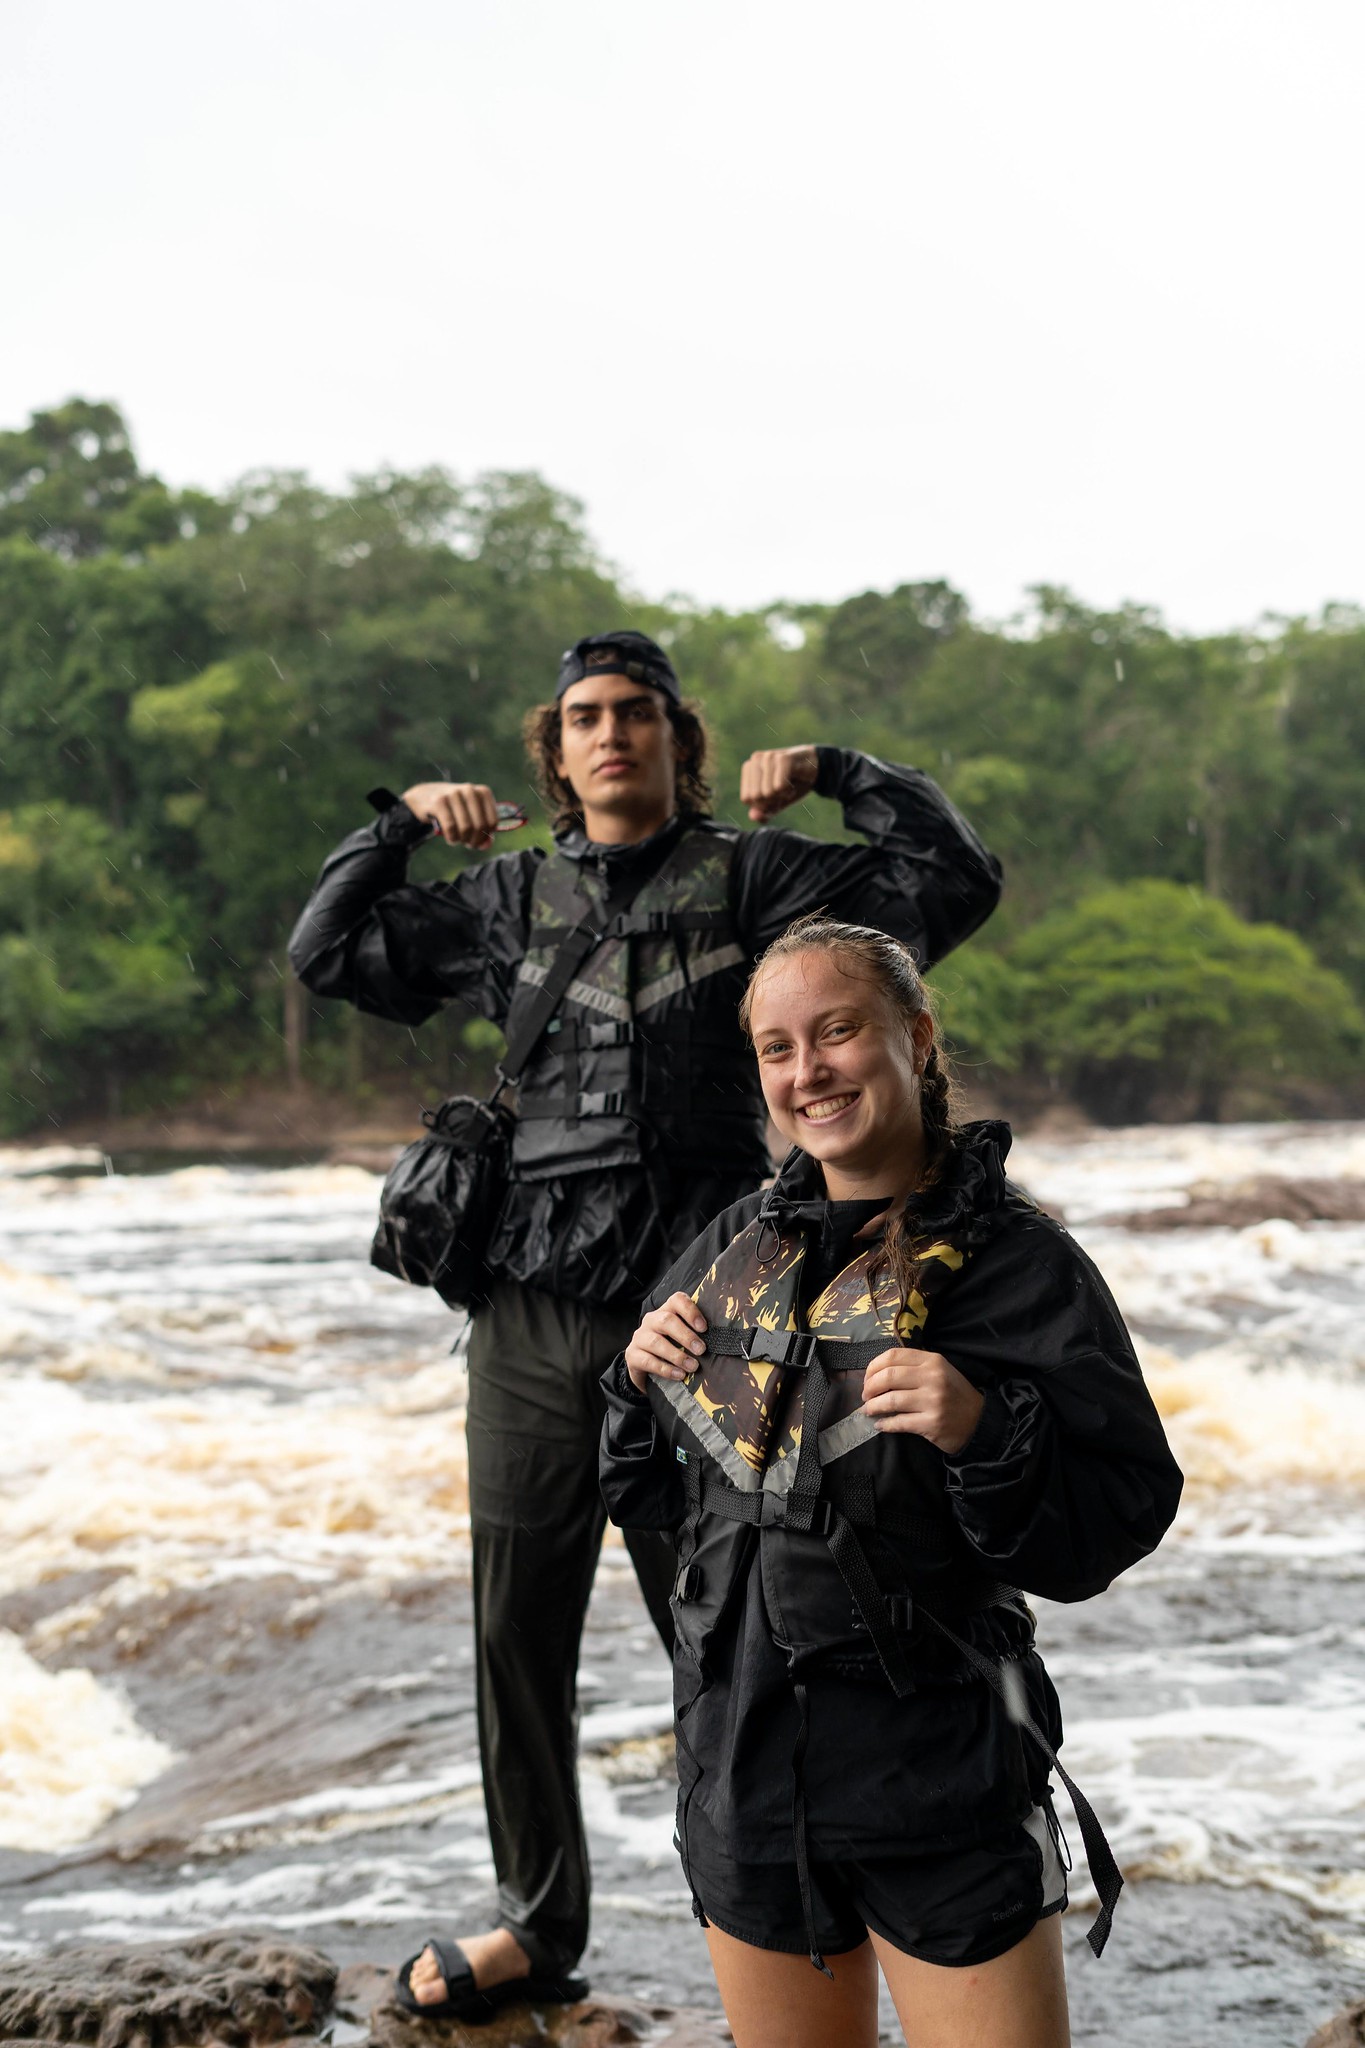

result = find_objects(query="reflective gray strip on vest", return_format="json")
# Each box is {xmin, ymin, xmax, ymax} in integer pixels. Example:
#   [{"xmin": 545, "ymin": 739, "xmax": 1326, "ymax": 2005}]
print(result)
[
  {"xmin": 632, "ymin": 942, "xmax": 746, "ymax": 1015},
  {"xmin": 655, "ymin": 1374, "xmax": 764, "ymax": 1494},
  {"xmin": 756, "ymin": 1409, "xmax": 880, "ymax": 1499},
  {"xmin": 515, "ymin": 958, "xmax": 633, "ymax": 1023}
]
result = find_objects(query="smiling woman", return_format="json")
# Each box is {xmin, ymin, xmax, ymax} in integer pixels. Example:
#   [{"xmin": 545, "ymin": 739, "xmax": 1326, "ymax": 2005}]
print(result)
[
  {"xmin": 741, "ymin": 920, "xmax": 938, "ymax": 1194},
  {"xmin": 602, "ymin": 916, "xmax": 1183, "ymax": 2048}
]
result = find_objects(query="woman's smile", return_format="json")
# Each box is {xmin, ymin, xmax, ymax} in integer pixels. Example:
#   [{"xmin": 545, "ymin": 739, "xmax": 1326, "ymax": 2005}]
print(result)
[{"xmin": 797, "ymin": 1090, "xmax": 861, "ymax": 1124}]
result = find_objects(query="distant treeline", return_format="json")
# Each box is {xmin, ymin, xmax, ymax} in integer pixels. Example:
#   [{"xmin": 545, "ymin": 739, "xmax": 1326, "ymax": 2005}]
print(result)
[{"xmin": 3, "ymin": 398, "xmax": 1363, "ymax": 1135}]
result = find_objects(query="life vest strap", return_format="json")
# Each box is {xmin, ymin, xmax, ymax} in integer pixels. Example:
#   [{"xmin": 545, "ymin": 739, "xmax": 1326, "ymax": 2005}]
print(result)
[
  {"xmin": 696, "ymin": 1471, "xmax": 952, "ymax": 1553},
  {"xmin": 526, "ymin": 908, "xmax": 732, "ymax": 946},
  {"xmin": 704, "ymin": 1326, "xmax": 893, "ymax": 1374},
  {"xmin": 917, "ymin": 1607, "xmax": 1123, "ymax": 1958}
]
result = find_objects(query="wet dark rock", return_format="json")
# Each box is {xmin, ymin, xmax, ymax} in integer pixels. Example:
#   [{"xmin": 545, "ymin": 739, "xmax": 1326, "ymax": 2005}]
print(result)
[
  {"xmin": 0, "ymin": 1944, "xmax": 730, "ymax": 2048},
  {"xmin": 0, "ymin": 1932, "xmax": 336, "ymax": 2047},
  {"xmin": 1109, "ymin": 1175, "xmax": 1365, "ymax": 1231},
  {"xmin": 352, "ymin": 1968, "xmax": 729, "ymax": 2047},
  {"xmin": 1308, "ymin": 2003, "xmax": 1365, "ymax": 2046}
]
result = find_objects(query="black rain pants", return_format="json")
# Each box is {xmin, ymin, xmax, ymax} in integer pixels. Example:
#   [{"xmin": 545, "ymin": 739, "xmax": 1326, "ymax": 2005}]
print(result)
[{"xmin": 465, "ymin": 1279, "xmax": 676, "ymax": 1976}]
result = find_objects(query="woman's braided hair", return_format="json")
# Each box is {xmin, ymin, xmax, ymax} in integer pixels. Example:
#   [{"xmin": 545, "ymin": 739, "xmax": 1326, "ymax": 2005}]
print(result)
[{"xmin": 738, "ymin": 913, "xmax": 962, "ymax": 1322}]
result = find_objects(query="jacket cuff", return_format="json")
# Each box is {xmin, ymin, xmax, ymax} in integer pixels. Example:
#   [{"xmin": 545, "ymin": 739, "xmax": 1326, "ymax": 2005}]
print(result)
[
  {"xmin": 609, "ymin": 1351, "xmax": 652, "ymax": 1406},
  {"xmin": 813, "ymin": 746, "xmax": 849, "ymax": 799},
  {"xmin": 945, "ymin": 1384, "xmax": 1015, "ymax": 1468},
  {"xmin": 366, "ymin": 787, "xmax": 432, "ymax": 850}
]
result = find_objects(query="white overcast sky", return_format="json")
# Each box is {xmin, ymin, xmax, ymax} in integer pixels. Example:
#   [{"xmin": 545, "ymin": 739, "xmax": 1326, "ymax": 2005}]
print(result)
[{"xmin": 4, "ymin": 0, "xmax": 1362, "ymax": 631}]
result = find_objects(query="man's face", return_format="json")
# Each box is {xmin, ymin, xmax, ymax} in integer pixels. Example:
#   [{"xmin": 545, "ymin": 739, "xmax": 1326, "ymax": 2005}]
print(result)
[{"xmin": 555, "ymin": 672, "xmax": 679, "ymax": 824}]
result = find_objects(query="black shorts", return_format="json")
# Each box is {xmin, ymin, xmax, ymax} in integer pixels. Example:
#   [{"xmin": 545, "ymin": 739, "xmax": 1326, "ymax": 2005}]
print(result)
[{"xmin": 679, "ymin": 1798, "xmax": 1068, "ymax": 1970}]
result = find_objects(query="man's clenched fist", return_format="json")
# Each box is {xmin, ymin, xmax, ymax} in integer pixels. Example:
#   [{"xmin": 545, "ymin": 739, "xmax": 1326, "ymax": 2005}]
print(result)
[
  {"xmin": 401, "ymin": 782, "xmax": 499, "ymax": 849},
  {"xmin": 739, "ymin": 746, "xmax": 820, "ymax": 823}
]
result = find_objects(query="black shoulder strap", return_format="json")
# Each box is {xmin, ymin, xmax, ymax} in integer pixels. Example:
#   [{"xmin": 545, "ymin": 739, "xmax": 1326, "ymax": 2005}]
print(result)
[{"xmin": 495, "ymin": 858, "xmax": 656, "ymax": 1096}]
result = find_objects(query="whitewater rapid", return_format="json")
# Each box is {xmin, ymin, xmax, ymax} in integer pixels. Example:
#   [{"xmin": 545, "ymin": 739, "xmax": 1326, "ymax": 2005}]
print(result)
[{"xmin": 1, "ymin": 1124, "xmax": 1363, "ymax": 2033}]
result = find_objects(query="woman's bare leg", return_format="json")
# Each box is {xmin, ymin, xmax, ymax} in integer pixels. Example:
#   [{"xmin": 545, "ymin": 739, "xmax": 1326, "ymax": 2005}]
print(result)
[
  {"xmin": 703, "ymin": 1925, "xmax": 880, "ymax": 2048},
  {"xmin": 871, "ymin": 1911, "xmax": 1070, "ymax": 2048}
]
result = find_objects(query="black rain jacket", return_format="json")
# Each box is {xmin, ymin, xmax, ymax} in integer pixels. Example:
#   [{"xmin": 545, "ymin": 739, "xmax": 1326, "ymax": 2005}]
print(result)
[
  {"xmin": 598, "ymin": 1122, "xmax": 1183, "ymax": 1861},
  {"xmin": 289, "ymin": 747, "xmax": 1002, "ymax": 1307}
]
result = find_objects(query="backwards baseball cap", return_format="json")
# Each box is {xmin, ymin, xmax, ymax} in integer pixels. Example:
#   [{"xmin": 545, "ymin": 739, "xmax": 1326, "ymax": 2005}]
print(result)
[{"xmin": 555, "ymin": 630, "xmax": 681, "ymax": 705}]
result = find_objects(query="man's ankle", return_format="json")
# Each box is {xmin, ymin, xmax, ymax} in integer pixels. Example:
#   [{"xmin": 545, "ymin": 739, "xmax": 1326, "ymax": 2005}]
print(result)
[{"xmin": 461, "ymin": 1928, "xmax": 531, "ymax": 1986}]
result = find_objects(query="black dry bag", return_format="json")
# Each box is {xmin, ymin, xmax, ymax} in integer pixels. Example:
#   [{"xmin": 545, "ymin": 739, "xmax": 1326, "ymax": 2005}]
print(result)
[
  {"xmin": 371, "ymin": 1094, "xmax": 514, "ymax": 1309},
  {"xmin": 369, "ymin": 857, "xmax": 652, "ymax": 1309}
]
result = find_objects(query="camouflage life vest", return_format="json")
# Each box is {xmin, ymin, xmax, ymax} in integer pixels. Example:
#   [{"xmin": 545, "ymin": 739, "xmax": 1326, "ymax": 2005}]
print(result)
[
  {"xmin": 509, "ymin": 821, "xmax": 767, "ymax": 1181},
  {"xmin": 648, "ymin": 1207, "xmax": 992, "ymax": 1702},
  {"xmin": 656, "ymin": 1212, "xmax": 967, "ymax": 1501}
]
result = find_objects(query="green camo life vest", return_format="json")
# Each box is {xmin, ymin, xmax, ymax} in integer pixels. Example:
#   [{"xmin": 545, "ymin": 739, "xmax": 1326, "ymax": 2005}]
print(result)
[{"xmin": 509, "ymin": 820, "xmax": 768, "ymax": 1181}]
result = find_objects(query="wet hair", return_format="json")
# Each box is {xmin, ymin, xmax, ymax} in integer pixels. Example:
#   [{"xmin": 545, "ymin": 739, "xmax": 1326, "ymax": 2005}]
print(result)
[
  {"xmin": 521, "ymin": 692, "xmax": 713, "ymax": 831},
  {"xmin": 739, "ymin": 913, "xmax": 962, "ymax": 1319}
]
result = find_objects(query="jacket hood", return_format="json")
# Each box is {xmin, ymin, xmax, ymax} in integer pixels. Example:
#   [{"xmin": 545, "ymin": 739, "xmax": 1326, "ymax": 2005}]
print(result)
[{"xmin": 759, "ymin": 1118, "xmax": 1015, "ymax": 1253}]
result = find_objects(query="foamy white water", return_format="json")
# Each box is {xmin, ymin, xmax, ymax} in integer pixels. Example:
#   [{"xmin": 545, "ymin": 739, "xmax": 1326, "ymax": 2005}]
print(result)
[
  {"xmin": 0, "ymin": 1162, "xmax": 465, "ymax": 1617},
  {"xmin": 0, "ymin": 1633, "xmax": 172, "ymax": 1850},
  {"xmin": 1, "ymin": 1126, "xmax": 1363, "ymax": 1969}
]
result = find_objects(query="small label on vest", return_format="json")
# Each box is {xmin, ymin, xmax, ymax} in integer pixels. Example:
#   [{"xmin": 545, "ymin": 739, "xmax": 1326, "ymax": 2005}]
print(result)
[{"xmin": 675, "ymin": 1446, "xmax": 689, "ymax": 1464}]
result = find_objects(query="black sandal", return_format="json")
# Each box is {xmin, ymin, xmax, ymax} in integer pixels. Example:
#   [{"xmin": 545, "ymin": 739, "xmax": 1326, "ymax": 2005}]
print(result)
[{"xmin": 393, "ymin": 1939, "xmax": 588, "ymax": 2024}]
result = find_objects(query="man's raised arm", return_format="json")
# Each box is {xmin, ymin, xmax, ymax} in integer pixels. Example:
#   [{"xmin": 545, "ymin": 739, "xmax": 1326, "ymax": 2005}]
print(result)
[
  {"xmin": 733, "ymin": 745, "xmax": 1002, "ymax": 969},
  {"xmin": 287, "ymin": 786, "xmax": 537, "ymax": 1028}
]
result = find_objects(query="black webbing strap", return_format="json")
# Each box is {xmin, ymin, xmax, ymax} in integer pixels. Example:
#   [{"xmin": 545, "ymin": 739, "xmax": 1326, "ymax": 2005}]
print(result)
[
  {"xmin": 527, "ymin": 908, "xmax": 730, "ymax": 945},
  {"xmin": 542, "ymin": 1019, "xmax": 635, "ymax": 1050},
  {"xmin": 784, "ymin": 1351, "xmax": 830, "ymax": 1535},
  {"xmin": 789, "ymin": 1681, "xmax": 832, "ymax": 1977},
  {"xmin": 497, "ymin": 866, "xmax": 656, "ymax": 1094},
  {"xmin": 516, "ymin": 1090, "xmax": 632, "ymax": 1121},
  {"xmin": 703, "ymin": 1326, "xmax": 893, "ymax": 1375},
  {"xmin": 918, "ymin": 1608, "xmax": 1123, "ymax": 1957},
  {"xmin": 697, "ymin": 1474, "xmax": 950, "ymax": 1554},
  {"xmin": 825, "ymin": 1511, "xmax": 915, "ymax": 1698}
]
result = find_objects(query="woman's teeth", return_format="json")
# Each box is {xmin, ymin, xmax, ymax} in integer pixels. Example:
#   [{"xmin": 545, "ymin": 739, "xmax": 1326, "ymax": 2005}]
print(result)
[{"xmin": 799, "ymin": 1094, "xmax": 857, "ymax": 1123}]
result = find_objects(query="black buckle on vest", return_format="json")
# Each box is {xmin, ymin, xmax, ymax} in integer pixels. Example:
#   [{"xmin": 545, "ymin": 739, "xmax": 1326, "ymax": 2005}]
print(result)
[
  {"xmin": 615, "ymin": 908, "xmax": 674, "ymax": 936},
  {"xmin": 607, "ymin": 908, "xmax": 672, "ymax": 939},
  {"xmin": 585, "ymin": 1020, "xmax": 633, "ymax": 1048},
  {"xmin": 758, "ymin": 1493, "xmax": 834, "ymax": 1536},
  {"xmin": 674, "ymin": 1562, "xmax": 702, "ymax": 1603},
  {"xmin": 743, "ymin": 1326, "xmax": 815, "ymax": 1369},
  {"xmin": 578, "ymin": 1090, "xmax": 629, "ymax": 1116},
  {"xmin": 851, "ymin": 1592, "xmax": 914, "ymax": 1633}
]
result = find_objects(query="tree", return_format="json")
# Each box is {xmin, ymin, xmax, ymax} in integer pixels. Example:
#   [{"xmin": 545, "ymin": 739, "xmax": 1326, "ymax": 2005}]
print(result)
[
  {"xmin": 0, "ymin": 803, "xmax": 198, "ymax": 1129},
  {"xmin": 807, "ymin": 581, "xmax": 968, "ymax": 728},
  {"xmin": 0, "ymin": 400, "xmax": 179, "ymax": 559},
  {"xmin": 1012, "ymin": 880, "xmax": 1363, "ymax": 1121}
]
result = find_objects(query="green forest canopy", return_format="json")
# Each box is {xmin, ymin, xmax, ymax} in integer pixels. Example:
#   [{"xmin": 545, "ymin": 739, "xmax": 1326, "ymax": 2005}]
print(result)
[{"xmin": 2, "ymin": 398, "xmax": 1363, "ymax": 1134}]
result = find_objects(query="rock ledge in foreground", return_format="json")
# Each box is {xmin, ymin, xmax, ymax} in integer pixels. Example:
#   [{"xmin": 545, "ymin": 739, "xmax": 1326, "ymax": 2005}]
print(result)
[
  {"xmin": 344, "ymin": 1964, "xmax": 730, "ymax": 2047},
  {"xmin": 0, "ymin": 1932, "xmax": 336, "ymax": 2048},
  {"xmin": 0, "ymin": 1942, "xmax": 731, "ymax": 2048},
  {"xmin": 1307, "ymin": 2001, "xmax": 1365, "ymax": 2047}
]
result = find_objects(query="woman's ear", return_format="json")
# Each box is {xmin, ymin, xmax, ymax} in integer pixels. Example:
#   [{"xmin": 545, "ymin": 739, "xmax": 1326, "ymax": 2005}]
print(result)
[{"xmin": 911, "ymin": 1010, "xmax": 935, "ymax": 1072}]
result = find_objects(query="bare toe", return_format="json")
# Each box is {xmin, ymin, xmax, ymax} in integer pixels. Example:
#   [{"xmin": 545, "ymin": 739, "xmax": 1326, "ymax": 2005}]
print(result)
[{"xmin": 411, "ymin": 1947, "xmax": 447, "ymax": 2005}]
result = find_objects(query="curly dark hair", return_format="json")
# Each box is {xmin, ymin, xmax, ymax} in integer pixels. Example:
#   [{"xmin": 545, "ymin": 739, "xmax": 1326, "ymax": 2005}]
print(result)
[
  {"xmin": 738, "ymin": 913, "xmax": 963, "ymax": 1324},
  {"xmin": 521, "ymin": 695, "xmax": 714, "ymax": 832}
]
